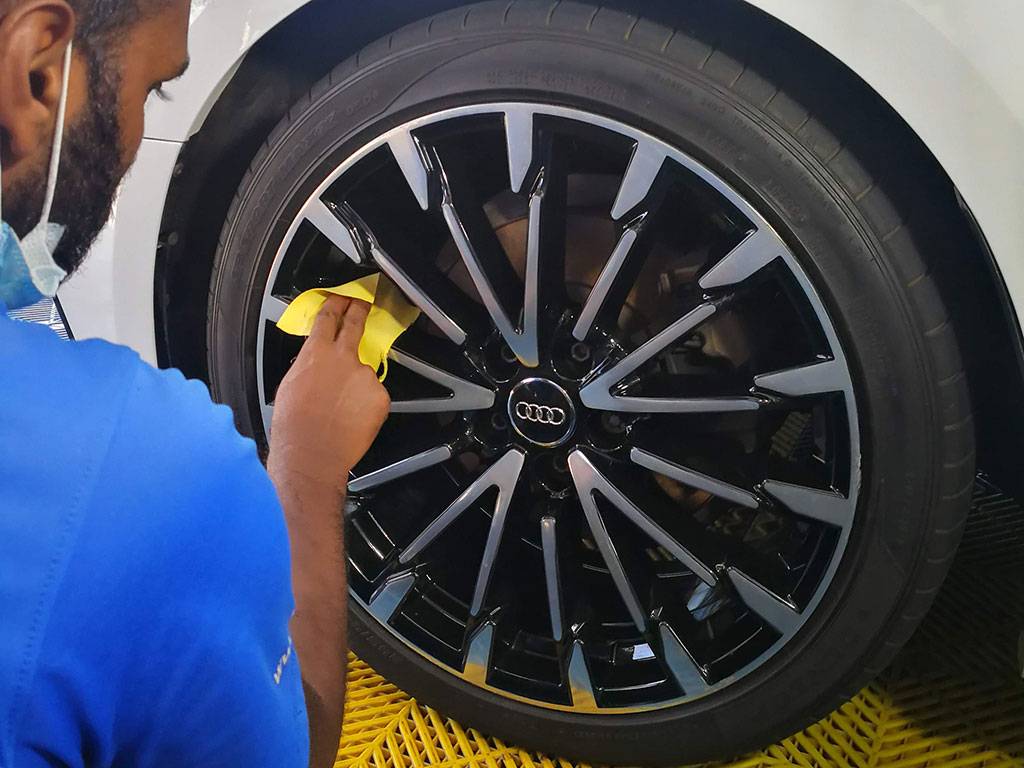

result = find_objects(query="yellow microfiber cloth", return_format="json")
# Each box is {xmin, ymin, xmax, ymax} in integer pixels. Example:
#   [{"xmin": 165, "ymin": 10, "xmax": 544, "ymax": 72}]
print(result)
[{"xmin": 276, "ymin": 273, "xmax": 420, "ymax": 380}]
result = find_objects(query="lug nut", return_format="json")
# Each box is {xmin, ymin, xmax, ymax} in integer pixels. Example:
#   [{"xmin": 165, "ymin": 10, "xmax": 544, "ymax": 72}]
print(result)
[
  {"xmin": 554, "ymin": 453, "xmax": 569, "ymax": 473},
  {"xmin": 500, "ymin": 345, "xmax": 518, "ymax": 364},
  {"xmin": 490, "ymin": 412, "xmax": 508, "ymax": 431},
  {"xmin": 570, "ymin": 342, "xmax": 591, "ymax": 362}
]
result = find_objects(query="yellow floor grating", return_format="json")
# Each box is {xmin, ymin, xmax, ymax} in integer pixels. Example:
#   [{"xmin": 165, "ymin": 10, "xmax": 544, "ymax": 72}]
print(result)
[{"xmin": 335, "ymin": 484, "xmax": 1024, "ymax": 768}]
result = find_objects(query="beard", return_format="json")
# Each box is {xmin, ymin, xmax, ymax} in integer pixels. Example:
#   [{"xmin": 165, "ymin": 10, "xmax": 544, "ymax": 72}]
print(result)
[{"xmin": 4, "ymin": 48, "xmax": 126, "ymax": 277}]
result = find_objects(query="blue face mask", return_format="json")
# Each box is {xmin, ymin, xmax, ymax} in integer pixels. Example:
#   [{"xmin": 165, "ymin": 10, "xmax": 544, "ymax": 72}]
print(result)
[{"xmin": 0, "ymin": 43, "xmax": 72, "ymax": 310}]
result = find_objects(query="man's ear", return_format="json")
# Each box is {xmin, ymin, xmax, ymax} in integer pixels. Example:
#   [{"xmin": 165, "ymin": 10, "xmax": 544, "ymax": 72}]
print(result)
[{"xmin": 0, "ymin": 1, "xmax": 75, "ymax": 167}]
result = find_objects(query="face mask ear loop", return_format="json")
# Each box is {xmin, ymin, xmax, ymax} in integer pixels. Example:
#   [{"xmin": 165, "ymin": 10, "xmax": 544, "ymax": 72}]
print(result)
[{"xmin": 38, "ymin": 41, "xmax": 73, "ymax": 226}]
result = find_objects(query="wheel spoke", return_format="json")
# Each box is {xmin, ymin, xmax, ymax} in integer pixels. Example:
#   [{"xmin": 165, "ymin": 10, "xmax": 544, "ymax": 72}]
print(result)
[
  {"xmin": 754, "ymin": 359, "xmax": 847, "ymax": 397},
  {"xmin": 727, "ymin": 567, "xmax": 801, "ymax": 634},
  {"xmin": 504, "ymin": 105, "xmax": 534, "ymax": 194},
  {"xmin": 400, "ymin": 449, "xmax": 525, "ymax": 564},
  {"xmin": 579, "ymin": 302, "xmax": 762, "ymax": 413},
  {"xmin": 389, "ymin": 129, "xmax": 431, "ymax": 210},
  {"xmin": 698, "ymin": 228, "xmax": 784, "ymax": 290},
  {"xmin": 463, "ymin": 621, "xmax": 495, "ymax": 686},
  {"xmin": 527, "ymin": 132, "xmax": 571, "ymax": 346},
  {"xmin": 367, "ymin": 572, "xmax": 415, "ymax": 623},
  {"xmin": 630, "ymin": 448, "xmax": 760, "ymax": 509},
  {"xmin": 571, "ymin": 463, "xmax": 647, "ymax": 631},
  {"xmin": 763, "ymin": 480, "xmax": 853, "ymax": 529},
  {"xmin": 440, "ymin": 201, "xmax": 531, "ymax": 363},
  {"xmin": 469, "ymin": 451, "xmax": 527, "ymax": 615},
  {"xmin": 569, "ymin": 451, "xmax": 718, "ymax": 587},
  {"xmin": 303, "ymin": 198, "xmax": 364, "ymax": 262},
  {"xmin": 540, "ymin": 516, "xmax": 564, "ymax": 641},
  {"xmin": 568, "ymin": 640, "xmax": 598, "ymax": 710},
  {"xmin": 348, "ymin": 445, "xmax": 454, "ymax": 493},
  {"xmin": 436, "ymin": 205, "xmax": 524, "ymax": 360},
  {"xmin": 437, "ymin": 153, "xmax": 534, "ymax": 365},
  {"xmin": 591, "ymin": 301, "xmax": 714, "ymax": 380},
  {"xmin": 598, "ymin": 395, "xmax": 763, "ymax": 414},
  {"xmin": 261, "ymin": 295, "xmax": 291, "ymax": 324},
  {"xmin": 658, "ymin": 622, "xmax": 709, "ymax": 697},
  {"xmin": 520, "ymin": 173, "xmax": 543, "ymax": 364},
  {"xmin": 261, "ymin": 402, "xmax": 275, "ymax": 438},
  {"xmin": 373, "ymin": 245, "xmax": 468, "ymax": 346},
  {"xmin": 572, "ymin": 218, "xmax": 644, "ymax": 341},
  {"xmin": 611, "ymin": 139, "xmax": 666, "ymax": 220},
  {"xmin": 388, "ymin": 348, "xmax": 495, "ymax": 413},
  {"xmin": 333, "ymin": 202, "xmax": 469, "ymax": 345}
]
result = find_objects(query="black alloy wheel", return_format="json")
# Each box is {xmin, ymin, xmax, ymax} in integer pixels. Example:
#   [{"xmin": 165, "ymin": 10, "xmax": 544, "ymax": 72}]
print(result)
[{"xmin": 255, "ymin": 103, "xmax": 861, "ymax": 715}]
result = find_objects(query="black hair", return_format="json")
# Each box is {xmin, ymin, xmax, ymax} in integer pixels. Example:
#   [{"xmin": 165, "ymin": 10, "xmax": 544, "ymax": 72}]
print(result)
[{"xmin": 66, "ymin": 0, "xmax": 167, "ymax": 49}]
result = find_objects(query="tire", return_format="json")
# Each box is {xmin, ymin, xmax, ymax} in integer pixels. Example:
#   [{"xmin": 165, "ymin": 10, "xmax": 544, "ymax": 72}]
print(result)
[{"xmin": 208, "ymin": 2, "xmax": 975, "ymax": 764}]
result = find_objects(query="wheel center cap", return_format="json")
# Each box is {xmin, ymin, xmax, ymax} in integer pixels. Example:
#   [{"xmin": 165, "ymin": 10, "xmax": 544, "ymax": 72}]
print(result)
[{"xmin": 507, "ymin": 378, "xmax": 576, "ymax": 448}]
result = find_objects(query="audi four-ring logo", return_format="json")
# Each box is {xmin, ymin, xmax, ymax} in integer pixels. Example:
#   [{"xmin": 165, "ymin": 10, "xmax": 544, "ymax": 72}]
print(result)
[{"xmin": 515, "ymin": 402, "xmax": 567, "ymax": 426}]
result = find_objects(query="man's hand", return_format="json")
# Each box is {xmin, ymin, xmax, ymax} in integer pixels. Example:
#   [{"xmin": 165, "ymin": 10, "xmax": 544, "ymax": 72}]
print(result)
[
  {"xmin": 268, "ymin": 295, "xmax": 390, "ymax": 490},
  {"xmin": 266, "ymin": 294, "xmax": 389, "ymax": 768}
]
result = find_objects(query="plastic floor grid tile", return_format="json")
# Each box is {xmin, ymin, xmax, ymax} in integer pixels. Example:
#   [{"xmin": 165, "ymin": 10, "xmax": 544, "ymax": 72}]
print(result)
[{"xmin": 334, "ymin": 478, "xmax": 1024, "ymax": 768}]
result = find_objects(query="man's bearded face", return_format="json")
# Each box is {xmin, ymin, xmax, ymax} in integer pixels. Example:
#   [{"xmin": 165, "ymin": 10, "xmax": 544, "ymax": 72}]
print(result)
[{"xmin": 4, "ymin": 50, "xmax": 125, "ymax": 276}]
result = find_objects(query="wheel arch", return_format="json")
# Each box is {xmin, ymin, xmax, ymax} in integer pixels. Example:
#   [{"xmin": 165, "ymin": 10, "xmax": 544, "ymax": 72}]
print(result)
[
  {"xmin": 153, "ymin": 0, "xmax": 459, "ymax": 378},
  {"xmin": 155, "ymin": 0, "xmax": 1024, "ymax": 491}
]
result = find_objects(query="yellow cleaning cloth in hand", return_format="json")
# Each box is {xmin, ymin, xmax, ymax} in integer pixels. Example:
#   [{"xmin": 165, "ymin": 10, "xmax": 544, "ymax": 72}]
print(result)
[{"xmin": 276, "ymin": 273, "xmax": 420, "ymax": 380}]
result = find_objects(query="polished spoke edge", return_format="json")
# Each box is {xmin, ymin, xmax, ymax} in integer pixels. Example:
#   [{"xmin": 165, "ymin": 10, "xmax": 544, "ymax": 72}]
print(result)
[
  {"xmin": 390, "ymin": 129, "xmax": 431, "ymax": 211},
  {"xmin": 578, "ymin": 302, "xmax": 761, "ymax": 414},
  {"xmin": 367, "ymin": 573, "xmax": 416, "ymax": 623},
  {"xmin": 570, "ymin": 451, "xmax": 718, "ymax": 586},
  {"xmin": 698, "ymin": 227, "xmax": 783, "ymax": 290},
  {"xmin": 568, "ymin": 640, "xmax": 599, "ymax": 710},
  {"xmin": 727, "ymin": 567, "xmax": 801, "ymax": 634},
  {"xmin": 571, "ymin": 458, "xmax": 648, "ymax": 631},
  {"xmin": 763, "ymin": 479, "xmax": 853, "ymax": 529},
  {"xmin": 388, "ymin": 349, "xmax": 495, "ymax": 413},
  {"xmin": 572, "ymin": 221, "xmax": 642, "ymax": 341},
  {"xmin": 469, "ymin": 450, "xmax": 527, "ymax": 616},
  {"xmin": 630, "ymin": 448, "xmax": 760, "ymax": 509},
  {"xmin": 440, "ymin": 174, "xmax": 538, "ymax": 367},
  {"xmin": 399, "ymin": 449, "xmax": 525, "ymax": 564},
  {"xmin": 463, "ymin": 621, "xmax": 495, "ymax": 686},
  {"xmin": 658, "ymin": 622, "xmax": 710, "ymax": 697},
  {"xmin": 349, "ymin": 445, "xmax": 453, "ymax": 493},
  {"xmin": 611, "ymin": 139, "xmax": 665, "ymax": 220},
  {"xmin": 504, "ymin": 105, "xmax": 534, "ymax": 195},
  {"xmin": 540, "ymin": 516, "xmax": 564, "ymax": 642}
]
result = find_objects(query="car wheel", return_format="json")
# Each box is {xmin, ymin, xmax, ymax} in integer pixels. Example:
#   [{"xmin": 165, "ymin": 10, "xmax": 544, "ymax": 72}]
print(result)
[{"xmin": 208, "ymin": 3, "xmax": 974, "ymax": 763}]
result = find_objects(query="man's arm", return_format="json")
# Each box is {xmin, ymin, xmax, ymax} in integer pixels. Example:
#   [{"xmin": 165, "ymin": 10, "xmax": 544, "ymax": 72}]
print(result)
[
  {"xmin": 267, "ymin": 296, "xmax": 389, "ymax": 768},
  {"xmin": 273, "ymin": 476, "xmax": 348, "ymax": 768}
]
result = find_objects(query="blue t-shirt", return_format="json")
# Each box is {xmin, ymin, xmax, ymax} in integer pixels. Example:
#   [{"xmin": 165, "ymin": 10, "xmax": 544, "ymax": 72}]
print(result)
[{"xmin": 0, "ymin": 311, "xmax": 308, "ymax": 767}]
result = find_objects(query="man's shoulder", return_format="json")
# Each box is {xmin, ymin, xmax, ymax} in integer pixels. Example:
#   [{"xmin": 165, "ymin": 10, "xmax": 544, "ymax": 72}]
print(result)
[
  {"xmin": 0, "ymin": 315, "xmax": 142, "ymax": 405},
  {"xmin": 1, "ymin": 315, "xmax": 251, "ymax": 464},
  {"xmin": 0, "ymin": 313, "xmax": 288, "ymax": 583},
  {"xmin": 0, "ymin": 315, "xmax": 278, "ymax": 535}
]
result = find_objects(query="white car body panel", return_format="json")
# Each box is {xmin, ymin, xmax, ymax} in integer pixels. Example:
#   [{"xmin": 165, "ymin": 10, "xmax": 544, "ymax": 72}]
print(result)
[
  {"xmin": 59, "ymin": 0, "xmax": 1024, "ymax": 364},
  {"xmin": 59, "ymin": 0, "xmax": 299, "ymax": 363},
  {"xmin": 58, "ymin": 139, "xmax": 179, "ymax": 361}
]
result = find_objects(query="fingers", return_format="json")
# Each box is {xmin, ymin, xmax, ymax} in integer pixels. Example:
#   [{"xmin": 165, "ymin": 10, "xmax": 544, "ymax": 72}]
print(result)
[
  {"xmin": 336, "ymin": 298, "xmax": 371, "ymax": 352},
  {"xmin": 309, "ymin": 294, "xmax": 352, "ymax": 343}
]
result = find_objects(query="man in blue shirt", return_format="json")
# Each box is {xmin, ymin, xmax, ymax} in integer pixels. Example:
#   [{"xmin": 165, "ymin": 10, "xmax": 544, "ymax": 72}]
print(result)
[{"xmin": 0, "ymin": 1, "xmax": 390, "ymax": 766}]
